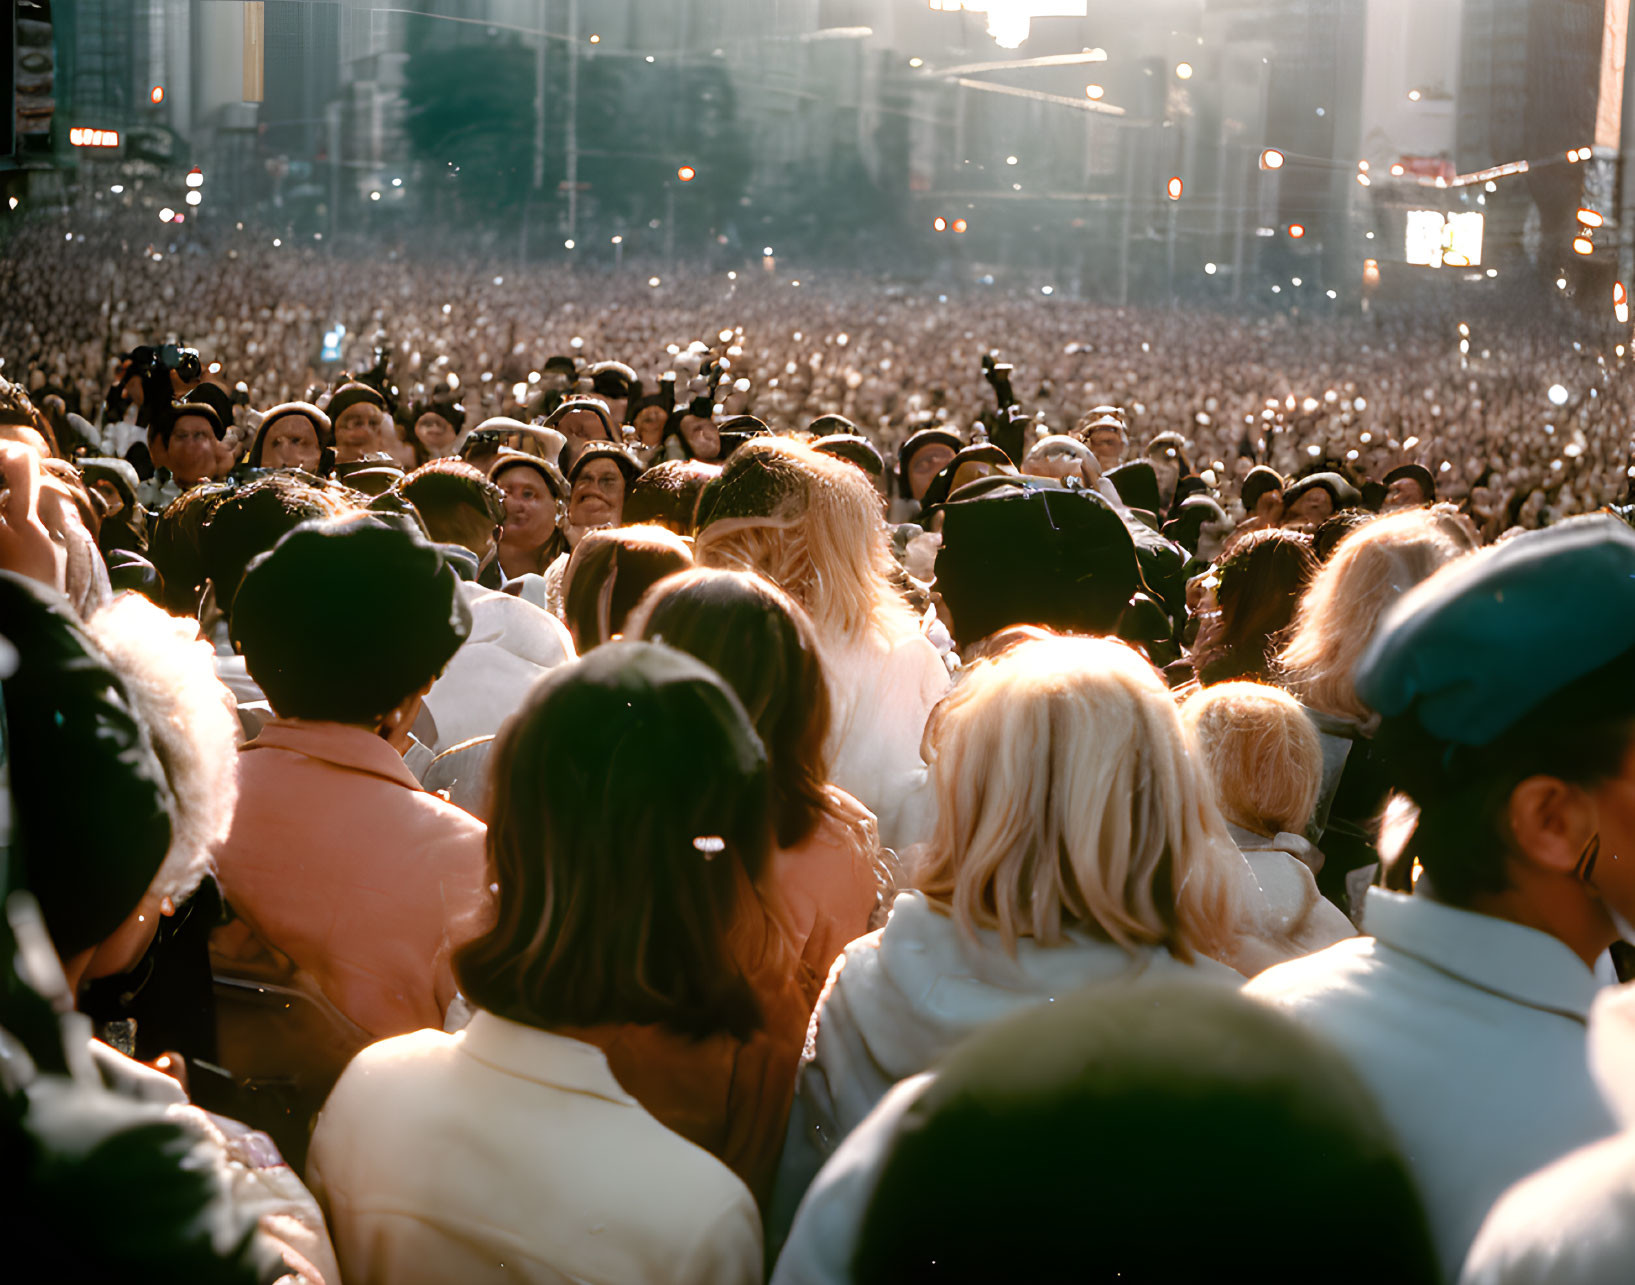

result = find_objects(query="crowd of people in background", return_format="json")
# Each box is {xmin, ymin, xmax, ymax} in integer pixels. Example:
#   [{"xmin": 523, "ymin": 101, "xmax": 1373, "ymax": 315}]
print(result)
[{"xmin": 8, "ymin": 203, "xmax": 1635, "ymax": 1284}]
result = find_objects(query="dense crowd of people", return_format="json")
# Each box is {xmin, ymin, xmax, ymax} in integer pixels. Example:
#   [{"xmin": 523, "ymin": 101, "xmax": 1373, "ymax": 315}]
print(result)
[{"xmin": 8, "ymin": 204, "xmax": 1635, "ymax": 1284}]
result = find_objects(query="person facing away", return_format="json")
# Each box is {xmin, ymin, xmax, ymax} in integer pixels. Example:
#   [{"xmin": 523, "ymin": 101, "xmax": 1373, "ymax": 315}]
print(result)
[
  {"xmin": 769, "ymin": 632, "xmax": 1255, "ymax": 1248},
  {"xmin": 1245, "ymin": 516, "xmax": 1635, "ymax": 1278},
  {"xmin": 213, "ymin": 514, "xmax": 492, "ymax": 1040},
  {"xmin": 307, "ymin": 642, "xmax": 772, "ymax": 1285},
  {"xmin": 771, "ymin": 984, "xmax": 1438, "ymax": 1285},
  {"xmin": 630, "ymin": 566, "xmax": 891, "ymax": 1004}
]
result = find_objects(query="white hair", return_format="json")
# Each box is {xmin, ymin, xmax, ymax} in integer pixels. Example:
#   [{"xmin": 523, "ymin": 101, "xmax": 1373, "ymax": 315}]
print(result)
[{"xmin": 84, "ymin": 594, "xmax": 239, "ymax": 905}]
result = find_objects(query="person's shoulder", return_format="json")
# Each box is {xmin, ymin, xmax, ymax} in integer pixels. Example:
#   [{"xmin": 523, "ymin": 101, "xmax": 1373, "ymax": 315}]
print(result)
[
  {"xmin": 1461, "ymin": 1130, "xmax": 1635, "ymax": 1285},
  {"xmin": 1241, "ymin": 932, "xmax": 1377, "ymax": 1006}
]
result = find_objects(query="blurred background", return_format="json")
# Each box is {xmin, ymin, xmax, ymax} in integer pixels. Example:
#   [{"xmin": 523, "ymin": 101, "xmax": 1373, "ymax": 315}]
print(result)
[{"xmin": 1, "ymin": 0, "xmax": 1630, "ymax": 317}]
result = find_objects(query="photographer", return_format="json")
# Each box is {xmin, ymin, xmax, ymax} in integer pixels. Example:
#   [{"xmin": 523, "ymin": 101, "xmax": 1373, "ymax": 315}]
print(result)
[{"xmin": 103, "ymin": 345, "xmax": 204, "ymax": 477}]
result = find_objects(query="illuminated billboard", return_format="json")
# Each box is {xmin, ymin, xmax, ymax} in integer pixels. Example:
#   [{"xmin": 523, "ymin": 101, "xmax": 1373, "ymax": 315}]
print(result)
[{"xmin": 1404, "ymin": 210, "xmax": 1484, "ymax": 268}]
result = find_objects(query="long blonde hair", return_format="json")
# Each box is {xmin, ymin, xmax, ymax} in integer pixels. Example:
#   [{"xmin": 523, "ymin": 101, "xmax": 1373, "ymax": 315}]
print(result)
[
  {"xmin": 914, "ymin": 634, "xmax": 1240, "ymax": 963},
  {"xmin": 693, "ymin": 437, "xmax": 917, "ymax": 644},
  {"xmin": 1279, "ymin": 510, "xmax": 1466, "ymax": 722}
]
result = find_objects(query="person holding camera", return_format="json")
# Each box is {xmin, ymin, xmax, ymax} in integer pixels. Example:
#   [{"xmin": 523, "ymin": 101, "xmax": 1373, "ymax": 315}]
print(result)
[{"xmin": 136, "ymin": 400, "xmax": 229, "ymax": 510}]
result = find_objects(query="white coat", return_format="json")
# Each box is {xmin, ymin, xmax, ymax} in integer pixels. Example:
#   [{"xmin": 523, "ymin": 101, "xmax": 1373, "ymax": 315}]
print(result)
[
  {"xmin": 419, "ymin": 582, "xmax": 575, "ymax": 755},
  {"xmin": 1459, "ymin": 981, "xmax": 1635, "ymax": 1285},
  {"xmin": 307, "ymin": 1011, "xmax": 763, "ymax": 1285},
  {"xmin": 766, "ymin": 891, "xmax": 1239, "ymax": 1248},
  {"xmin": 819, "ymin": 628, "xmax": 948, "ymax": 852},
  {"xmin": 1245, "ymin": 888, "xmax": 1617, "ymax": 1279}
]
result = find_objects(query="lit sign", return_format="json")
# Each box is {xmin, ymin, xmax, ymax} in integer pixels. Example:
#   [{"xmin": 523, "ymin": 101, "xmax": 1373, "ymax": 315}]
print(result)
[
  {"xmin": 1405, "ymin": 210, "xmax": 1484, "ymax": 268},
  {"xmin": 69, "ymin": 127, "xmax": 121, "ymax": 149}
]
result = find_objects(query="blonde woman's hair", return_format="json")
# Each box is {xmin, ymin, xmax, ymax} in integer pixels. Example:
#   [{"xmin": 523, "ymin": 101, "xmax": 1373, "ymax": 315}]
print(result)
[
  {"xmin": 693, "ymin": 437, "xmax": 917, "ymax": 644},
  {"xmin": 1279, "ymin": 510, "xmax": 1466, "ymax": 722},
  {"xmin": 83, "ymin": 593, "xmax": 239, "ymax": 907},
  {"xmin": 1182, "ymin": 682, "xmax": 1322, "ymax": 838},
  {"xmin": 914, "ymin": 634, "xmax": 1241, "ymax": 962}
]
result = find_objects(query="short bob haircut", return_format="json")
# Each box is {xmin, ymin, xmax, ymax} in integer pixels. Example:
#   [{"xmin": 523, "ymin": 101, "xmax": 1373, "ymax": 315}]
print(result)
[
  {"xmin": 628, "ymin": 566, "xmax": 835, "ymax": 850},
  {"xmin": 453, "ymin": 641, "xmax": 772, "ymax": 1039},
  {"xmin": 561, "ymin": 524, "xmax": 694, "ymax": 653},
  {"xmin": 1182, "ymin": 682, "xmax": 1323, "ymax": 839},
  {"xmin": 1279, "ymin": 509, "xmax": 1467, "ymax": 722},
  {"xmin": 913, "ymin": 633, "xmax": 1240, "ymax": 962}
]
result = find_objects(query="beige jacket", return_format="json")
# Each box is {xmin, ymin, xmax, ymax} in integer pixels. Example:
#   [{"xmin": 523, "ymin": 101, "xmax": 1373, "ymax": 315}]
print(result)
[{"xmin": 307, "ymin": 1012, "xmax": 764, "ymax": 1285}]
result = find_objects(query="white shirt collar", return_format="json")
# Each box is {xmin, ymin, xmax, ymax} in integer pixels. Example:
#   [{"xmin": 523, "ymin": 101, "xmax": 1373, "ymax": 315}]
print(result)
[
  {"xmin": 1365, "ymin": 888, "xmax": 1600, "ymax": 1023},
  {"xmin": 457, "ymin": 1011, "xmax": 639, "ymax": 1105}
]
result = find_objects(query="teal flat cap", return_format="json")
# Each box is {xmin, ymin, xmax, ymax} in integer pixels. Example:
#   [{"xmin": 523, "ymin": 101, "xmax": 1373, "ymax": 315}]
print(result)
[{"xmin": 1355, "ymin": 516, "xmax": 1635, "ymax": 746}]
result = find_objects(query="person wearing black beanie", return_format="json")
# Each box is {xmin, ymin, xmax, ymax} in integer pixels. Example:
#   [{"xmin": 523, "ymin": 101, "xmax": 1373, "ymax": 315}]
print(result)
[
  {"xmin": 231, "ymin": 514, "xmax": 471, "ymax": 725},
  {"xmin": 894, "ymin": 427, "xmax": 963, "ymax": 506},
  {"xmin": 216, "ymin": 514, "xmax": 490, "ymax": 1042},
  {"xmin": 1383, "ymin": 462, "xmax": 1436, "ymax": 511},
  {"xmin": 587, "ymin": 360, "xmax": 640, "ymax": 425}
]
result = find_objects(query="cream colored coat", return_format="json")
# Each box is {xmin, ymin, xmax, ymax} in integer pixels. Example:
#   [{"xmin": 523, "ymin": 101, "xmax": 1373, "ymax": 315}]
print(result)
[{"xmin": 307, "ymin": 1012, "xmax": 763, "ymax": 1285}]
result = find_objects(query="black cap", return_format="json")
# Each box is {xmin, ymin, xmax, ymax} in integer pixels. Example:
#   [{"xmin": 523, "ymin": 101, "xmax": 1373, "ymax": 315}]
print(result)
[
  {"xmin": 934, "ymin": 481, "xmax": 1146, "ymax": 649},
  {"xmin": 1384, "ymin": 463, "xmax": 1436, "ymax": 503},
  {"xmin": 232, "ymin": 515, "xmax": 473, "ymax": 723}
]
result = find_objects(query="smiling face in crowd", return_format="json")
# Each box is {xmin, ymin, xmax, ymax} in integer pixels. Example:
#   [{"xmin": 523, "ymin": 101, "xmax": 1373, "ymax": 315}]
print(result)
[
  {"xmin": 414, "ymin": 411, "xmax": 459, "ymax": 459},
  {"xmin": 497, "ymin": 465, "xmax": 560, "ymax": 552},
  {"xmin": 569, "ymin": 458, "xmax": 626, "ymax": 529}
]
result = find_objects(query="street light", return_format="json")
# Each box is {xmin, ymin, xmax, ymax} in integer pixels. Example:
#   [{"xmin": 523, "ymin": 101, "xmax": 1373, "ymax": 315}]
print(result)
[
  {"xmin": 1086, "ymin": 84, "xmax": 1104, "ymax": 100},
  {"xmin": 1288, "ymin": 223, "xmax": 1305, "ymax": 239},
  {"xmin": 1578, "ymin": 208, "xmax": 1605, "ymax": 228},
  {"xmin": 677, "ymin": 165, "xmax": 696, "ymax": 182},
  {"xmin": 1574, "ymin": 237, "xmax": 1594, "ymax": 255},
  {"xmin": 150, "ymin": 86, "xmax": 164, "ymax": 104},
  {"xmin": 1175, "ymin": 62, "xmax": 1193, "ymax": 80},
  {"xmin": 1166, "ymin": 176, "xmax": 1183, "ymax": 200},
  {"xmin": 185, "ymin": 191, "xmax": 202, "ymax": 206},
  {"xmin": 158, "ymin": 207, "xmax": 175, "ymax": 222},
  {"xmin": 933, "ymin": 216, "xmax": 948, "ymax": 231},
  {"xmin": 952, "ymin": 218, "xmax": 968, "ymax": 233},
  {"xmin": 185, "ymin": 168, "xmax": 203, "ymax": 188},
  {"xmin": 1259, "ymin": 149, "xmax": 1284, "ymax": 170}
]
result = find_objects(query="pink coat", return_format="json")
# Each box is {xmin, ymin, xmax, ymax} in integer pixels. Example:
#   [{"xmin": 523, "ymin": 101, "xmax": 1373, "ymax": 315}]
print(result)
[
  {"xmin": 765, "ymin": 788, "xmax": 884, "ymax": 1006},
  {"xmin": 215, "ymin": 719, "xmax": 492, "ymax": 1039}
]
